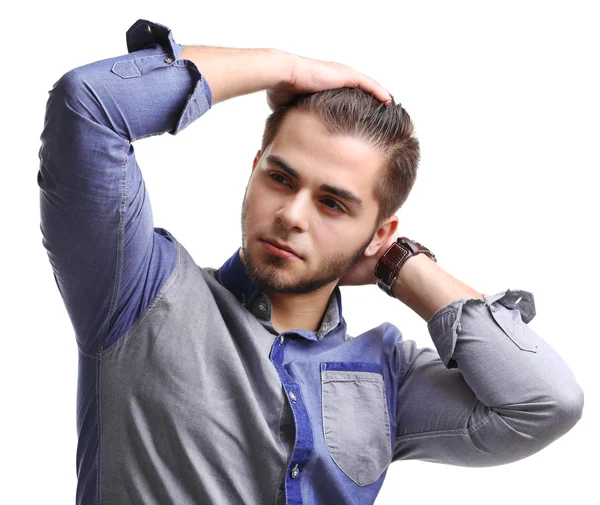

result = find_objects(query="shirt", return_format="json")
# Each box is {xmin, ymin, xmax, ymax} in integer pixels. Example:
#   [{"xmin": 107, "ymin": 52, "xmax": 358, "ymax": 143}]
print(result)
[{"xmin": 37, "ymin": 18, "xmax": 584, "ymax": 505}]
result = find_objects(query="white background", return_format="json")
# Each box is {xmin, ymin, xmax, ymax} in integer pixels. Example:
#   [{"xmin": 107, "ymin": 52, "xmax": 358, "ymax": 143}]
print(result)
[{"xmin": 2, "ymin": 1, "xmax": 598, "ymax": 503}]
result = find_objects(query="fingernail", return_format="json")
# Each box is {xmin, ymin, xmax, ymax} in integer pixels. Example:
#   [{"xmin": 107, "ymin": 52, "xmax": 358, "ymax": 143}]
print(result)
[{"xmin": 384, "ymin": 100, "xmax": 392, "ymax": 107}]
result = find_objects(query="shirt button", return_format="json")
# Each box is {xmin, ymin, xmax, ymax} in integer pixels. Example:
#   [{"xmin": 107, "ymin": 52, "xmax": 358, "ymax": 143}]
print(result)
[
  {"xmin": 164, "ymin": 57, "xmax": 174, "ymax": 64},
  {"xmin": 280, "ymin": 335, "xmax": 284, "ymax": 344},
  {"xmin": 291, "ymin": 464, "xmax": 300, "ymax": 479},
  {"xmin": 456, "ymin": 322, "xmax": 462, "ymax": 333},
  {"xmin": 289, "ymin": 391, "xmax": 297, "ymax": 403},
  {"xmin": 490, "ymin": 305, "xmax": 497, "ymax": 312}
]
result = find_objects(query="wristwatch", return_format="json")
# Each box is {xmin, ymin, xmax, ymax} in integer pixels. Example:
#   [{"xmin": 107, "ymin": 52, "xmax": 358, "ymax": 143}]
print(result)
[{"xmin": 373, "ymin": 236, "xmax": 437, "ymax": 297}]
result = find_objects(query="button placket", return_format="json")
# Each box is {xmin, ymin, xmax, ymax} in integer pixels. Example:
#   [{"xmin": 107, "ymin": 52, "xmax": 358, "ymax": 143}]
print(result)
[{"xmin": 269, "ymin": 327, "xmax": 313, "ymax": 496}]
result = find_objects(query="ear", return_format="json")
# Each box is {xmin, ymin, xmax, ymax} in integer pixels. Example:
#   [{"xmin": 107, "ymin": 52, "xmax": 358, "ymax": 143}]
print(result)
[
  {"xmin": 252, "ymin": 149, "xmax": 262, "ymax": 172},
  {"xmin": 363, "ymin": 216, "xmax": 399, "ymax": 257}
]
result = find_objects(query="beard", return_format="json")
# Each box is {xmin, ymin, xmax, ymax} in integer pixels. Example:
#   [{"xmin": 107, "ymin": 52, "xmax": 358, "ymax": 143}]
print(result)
[{"xmin": 240, "ymin": 199, "xmax": 375, "ymax": 295}]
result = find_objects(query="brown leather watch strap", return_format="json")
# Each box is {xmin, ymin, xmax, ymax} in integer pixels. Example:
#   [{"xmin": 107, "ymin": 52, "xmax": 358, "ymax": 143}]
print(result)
[{"xmin": 373, "ymin": 237, "xmax": 437, "ymax": 297}]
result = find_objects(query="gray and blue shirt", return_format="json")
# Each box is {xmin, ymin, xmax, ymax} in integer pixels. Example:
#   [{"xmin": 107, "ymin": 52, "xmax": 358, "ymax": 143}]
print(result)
[{"xmin": 37, "ymin": 18, "xmax": 584, "ymax": 505}]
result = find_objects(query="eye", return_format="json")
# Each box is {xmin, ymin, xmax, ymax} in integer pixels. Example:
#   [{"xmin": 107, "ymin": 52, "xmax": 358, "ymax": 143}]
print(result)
[
  {"xmin": 268, "ymin": 172, "xmax": 289, "ymax": 186},
  {"xmin": 269, "ymin": 172, "xmax": 345, "ymax": 213},
  {"xmin": 322, "ymin": 198, "xmax": 344, "ymax": 213}
]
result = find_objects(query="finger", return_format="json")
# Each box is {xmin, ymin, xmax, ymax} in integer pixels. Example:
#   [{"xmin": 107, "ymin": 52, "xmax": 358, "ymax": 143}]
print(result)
[
  {"xmin": 353, "ymin": 72, "xmax": 392, "ymax": 104},
  {"xmin": 323, "ymin": 61, "xmax": 391, "ymax": 103}
]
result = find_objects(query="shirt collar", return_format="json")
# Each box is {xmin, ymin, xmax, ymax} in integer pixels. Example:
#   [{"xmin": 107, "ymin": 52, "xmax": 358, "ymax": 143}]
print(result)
[{"xmin": 216, "ymin": 247, "xmax": 343, "ymax": 340}]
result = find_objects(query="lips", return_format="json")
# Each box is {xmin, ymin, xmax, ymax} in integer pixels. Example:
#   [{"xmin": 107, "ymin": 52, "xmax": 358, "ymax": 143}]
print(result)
[{"xmin": 262, "ymin": 239, "xmax": 303, "ymax": 259}]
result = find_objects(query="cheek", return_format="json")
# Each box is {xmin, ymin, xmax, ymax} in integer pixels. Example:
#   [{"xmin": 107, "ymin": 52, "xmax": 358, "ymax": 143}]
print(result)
[
  {"xmin": 244, "ymin": 187, "xmax": 276, "ymax": 222},
  {"xmin": 313, "ymin": 221, "xmax": 350, "ymax": 249}
]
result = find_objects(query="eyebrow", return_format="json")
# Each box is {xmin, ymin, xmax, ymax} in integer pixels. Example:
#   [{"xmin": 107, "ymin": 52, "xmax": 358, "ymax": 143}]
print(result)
[{"xmin": 266, "ymin": 154, "xmax": 364, "ymax": 208}]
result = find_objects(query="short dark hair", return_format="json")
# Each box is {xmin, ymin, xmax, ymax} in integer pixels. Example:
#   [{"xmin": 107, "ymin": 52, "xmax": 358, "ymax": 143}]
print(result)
[{"xmin": 260, "ymin": 87, "xmax": 420, "ymax": 228}]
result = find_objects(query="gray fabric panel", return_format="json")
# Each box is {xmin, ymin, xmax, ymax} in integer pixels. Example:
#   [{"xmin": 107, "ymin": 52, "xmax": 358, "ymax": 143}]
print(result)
[{"xmin": 100, "ymin": 241, "xmax": 289, "ymax": 505}]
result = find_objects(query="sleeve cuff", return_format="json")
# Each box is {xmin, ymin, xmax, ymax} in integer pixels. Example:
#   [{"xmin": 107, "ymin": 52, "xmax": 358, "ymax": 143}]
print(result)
[
  {"xmin": 126, "ymin": 19, "xmax": 184, "ymax": 60},
  {"xmin": 122, "ymin": 19, "xmax": 213, "ymax": 134},
  {"xmin": 426, "ymin": 288, "xmax": 536, "ymax": 369}
]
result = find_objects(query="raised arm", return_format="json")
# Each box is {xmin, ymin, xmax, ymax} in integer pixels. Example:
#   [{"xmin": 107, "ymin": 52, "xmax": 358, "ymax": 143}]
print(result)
[
  {"xmin": 340, "ymin": 228, "xmax": 584, "ymax": 465},
  {"xmin": 37, "ymin": 19, "xmax": 217, "ymax": 355},
  {"xmin": 390, "ymin": 255, "xmax": 584, "ymax": 466},
  {"xmin": 179, "ymin": 44, "xmax": 392, "ymax": 110}
]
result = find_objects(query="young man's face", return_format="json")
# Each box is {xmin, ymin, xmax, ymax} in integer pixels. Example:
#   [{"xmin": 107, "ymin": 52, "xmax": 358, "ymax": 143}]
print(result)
[{"xmin": 240, "ymin": 109, "xmax": 386, "ymax": 295}]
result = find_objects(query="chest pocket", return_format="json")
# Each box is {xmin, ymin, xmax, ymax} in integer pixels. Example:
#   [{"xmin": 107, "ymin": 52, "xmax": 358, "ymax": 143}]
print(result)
[{"xmin": 320, "ymin": 362, "xmax": 392, "ymax": 486}]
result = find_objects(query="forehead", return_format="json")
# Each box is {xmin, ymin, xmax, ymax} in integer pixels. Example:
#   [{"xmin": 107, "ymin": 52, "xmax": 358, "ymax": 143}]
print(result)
[{"xmin": 267, "ymin": 109, "xmax": 385, "ymax": 201}]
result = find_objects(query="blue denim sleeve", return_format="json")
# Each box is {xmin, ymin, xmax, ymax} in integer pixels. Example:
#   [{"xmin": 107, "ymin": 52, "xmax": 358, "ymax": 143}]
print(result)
[
  {"xmin": 393, "ymin": 289, "xmax": 584, "ymax": 466},
  {"xmin": 37, "ymin": 19, "xmax": 212, "ymax": 354}
]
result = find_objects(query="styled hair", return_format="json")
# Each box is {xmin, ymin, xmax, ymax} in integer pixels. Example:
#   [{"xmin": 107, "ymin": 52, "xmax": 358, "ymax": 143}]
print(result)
[{"xmin": 260, "ymin": 87, "xmax": 420, "ymax": 228}]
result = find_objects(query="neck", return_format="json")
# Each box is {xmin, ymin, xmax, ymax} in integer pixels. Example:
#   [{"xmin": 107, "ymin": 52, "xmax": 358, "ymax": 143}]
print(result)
[
  {"xmin": 267, "ymin": 286, "xmax": 335, "ymax": 334},
  {"xmin": 238, "ymin": 247, "xmax": 336, "ymax": 333}
]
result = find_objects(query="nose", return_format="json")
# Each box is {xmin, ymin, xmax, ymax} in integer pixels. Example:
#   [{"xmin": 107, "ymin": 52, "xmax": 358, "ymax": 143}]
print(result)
[{"xmin": 275, "ymin": 191, "xmax": 310, "ymax": 232}]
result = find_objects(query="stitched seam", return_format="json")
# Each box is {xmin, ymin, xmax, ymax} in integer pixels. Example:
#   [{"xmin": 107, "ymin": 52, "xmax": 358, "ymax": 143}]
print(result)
[
  {"xmin": 394, "ymin": 408, "xmax": 498, "ymax": 442},
  {"xmin": 450, "ymin": 300, "xmax": 466, "ymax": 363},
  {"xmin": 115, "ymin": 52, "xmax": 168, "ymax": 65},
  {"xmin": 77, "ymin": 348, "xmax": 101, "ymax": 360},
  {"xmin": 401, "ymin": 344, "xmax": 422, "ymax": 380},
  {"xmin": 294, "ymin": 385, "xmax": 315, "ymax": 504},
  {"xmin": 397, "ymin": 339, "xmax": 405, "ymax": 383},
  {"xmin": 97, "ymin": 135, "xmax": 129, "ymax": 502},
  {"xmin": 101, "ymin": 241, "xmax": 181, "ymax": 357},
  {"xmin": 429, "ymin": 300, "xmax": 466, "ymax": 366},
  {"xmin": 377, "ymin": 377, "xmax": 392, "ymax": 482},
  {"xmin": 280, "ymin": 338, "xmax": 294, "ymax": 383},
  {"xmin": 96, "ymin": 138, "xmax": 129, "ymax": 353},
  {"xmin": 489, "ymin": 304, "xmax": 538, "ymax": 352},
  {"xmin": 97, "ymin": 354, "xmax": 102, "ymax": 504},
  {"xmin": 321, "ymin": 376, "xmax": 364, "ymax": 485},
  {"xmin": 273, "ymin": 465, "xmax": 286, "ymax": 505},
  {"xmin": 111, "ymin": 52, "xmax": 173, "ymax": 79},
  {"xmin": 322, "ymin": 378, "xmax": 381, "ymax": 383},
  {"xmin": 131, "ymin": 128, "xmax": 171, "ymax": 142},
  {"xmin": 110, "ymin": 52, "xmax": 169, "ymax": 78},
  {"xmin": 273, "ymin": 396, "xmax": 288, "ymax": 505},
  {"xmin": 280, "ymin": 339, "xmax": 297, "ymax": 503},
  {"xmin": 276, "ymin": 396, "xmax": 288, "ymax": 455}
]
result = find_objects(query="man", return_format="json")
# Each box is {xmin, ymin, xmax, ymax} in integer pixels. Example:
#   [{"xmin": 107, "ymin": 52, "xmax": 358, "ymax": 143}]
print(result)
[{"xmin": 38, "ymin": 18, "xmax": 583, "ymax": 505}]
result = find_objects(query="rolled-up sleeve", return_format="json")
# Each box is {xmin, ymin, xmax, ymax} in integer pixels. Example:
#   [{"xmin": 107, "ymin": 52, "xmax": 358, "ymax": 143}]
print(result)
[
  {"xmin": 38, "ymin": 19, "xmax": 212, "ymax": 354},
  {"xmin": 393, "ymin": 288, "xmax": 584, "ymax": 467}
]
